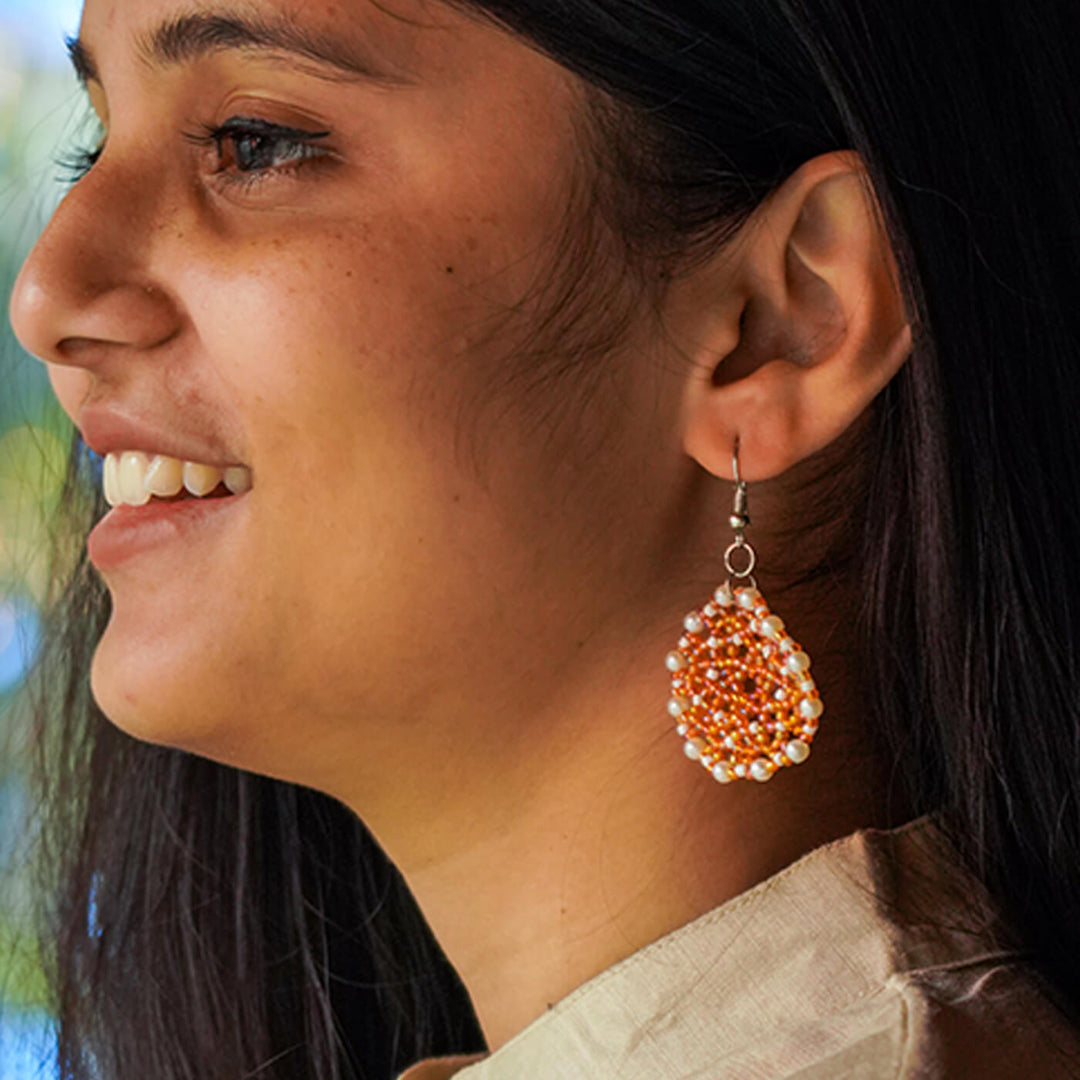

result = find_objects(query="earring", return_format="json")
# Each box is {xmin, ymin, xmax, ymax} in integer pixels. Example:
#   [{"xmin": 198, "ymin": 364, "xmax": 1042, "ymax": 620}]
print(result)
[{"xmin": 663, "ymin": 436, "xmax": 823, "ymax": 783}]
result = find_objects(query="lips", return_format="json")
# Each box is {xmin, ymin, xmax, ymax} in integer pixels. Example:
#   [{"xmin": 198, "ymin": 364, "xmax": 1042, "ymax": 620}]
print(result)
[
  {"xmin": 78, "ymin": 403, "xmax": 246, "ymax": 470},
  {"xmin": 87, "ymin": 485, "xmax": 249, "ymax": 571}
]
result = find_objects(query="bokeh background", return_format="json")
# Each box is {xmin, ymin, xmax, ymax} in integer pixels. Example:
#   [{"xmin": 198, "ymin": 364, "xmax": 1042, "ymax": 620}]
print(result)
[{"xmin": 1, "ymin": 1, "xmax": 85, "ymax": 1075}]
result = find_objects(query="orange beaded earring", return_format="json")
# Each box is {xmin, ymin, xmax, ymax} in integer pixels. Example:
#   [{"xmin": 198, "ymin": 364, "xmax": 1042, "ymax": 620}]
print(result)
[{"xmin": 664, "ymin": 436, "xmax": 823, "ymax": 783}]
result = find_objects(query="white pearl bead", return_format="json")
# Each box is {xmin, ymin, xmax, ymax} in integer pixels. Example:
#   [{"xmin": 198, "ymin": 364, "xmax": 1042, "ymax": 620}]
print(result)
[
  {"xmin": 799, "ymin": 678, "xmax": 815, "ymax": 693},
  {"xmin": 773, "ymin": 688, "xmax": 787, "ymax": 701},
  {"xmin": 760, "ymin": 615, "xmax": 785, "ymax": 640},
  {"xmin": 700, "ymin": 754, "xmax": 714, "ymax": 768},
  {"xmin": 803, "ymin": 721, "xmax": 818, "ymax": 735},
  {"xmin": 748, "ymin": 721, "xmax": 760, "ymax": 734},
  {"xmin": 750, "ymin": 758, "xmax": 773, "ymax": 782},
  {"xmin": 667, "ymin": 696, "xmax": 689, "ymax": 717},
  {"xmin": 785, "ymin": 739, "xmax": 811, "ymax": 764},
  {"xmin": 799, "ymin": 697, "xmax": 823, "ymax": 720},
  {"xmin": 683, "ymin": 612, "xmax": 704, "ymax": 634},
  {"xmin": 703, "ymin": 602, "xmax": 717, "ymax": 616},
  {"xmin": 713, "ymin": 584, "xmax": 734, "ymax": 606},
  {"xmin": 737, "ymin": 588, "xmax": 761, "ymax": 609},
  {"xmin": 683, "ymin": 737, "xmax": 707, "ymax": 761},
  {"xmin": 676, "ymin": 723, "xmax": 688, "ymax": 736},
  {"xmin": 705, "ymin": 667, "xmax": 720, "ymax": 681},
  {"xmin": 785, "ymin": 650, "xmax": 811, "ymax": 673},
  {"xmin": 707, "ymin": 636, "xmax": 720, "ymax": 648},
  {"xmin": 723, "ymin": 735, "xmax": 736, "ymax": 749},
  {"xmin": 773, "ymin": 751, "xmax": 787, "ymax": 767},
  {"xmin": 664, "ymin": 650, "xmax": 687, "ymax": 672},
  {"xmin": 712, "ymin": 761, "xmax": 734, "ymax": 783},
  {"xmin": 779, "ymin": 636, "xmax": 796, "ymax": 653},
  {"xmin": 734, "ymin": 763, "xmax": 747, "ymax": 778}
]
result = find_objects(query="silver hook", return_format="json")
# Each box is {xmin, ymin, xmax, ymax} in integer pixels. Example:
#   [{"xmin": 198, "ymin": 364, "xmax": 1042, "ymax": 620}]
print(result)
[{"xmin": 724, "ymin": 435, "xmax": 756, "ymax": 584}]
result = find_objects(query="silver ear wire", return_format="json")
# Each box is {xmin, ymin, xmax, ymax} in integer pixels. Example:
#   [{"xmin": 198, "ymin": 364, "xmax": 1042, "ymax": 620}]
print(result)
[{"xmin": 724, "ymin": 436, "xmax": 756, "ymax": 585}]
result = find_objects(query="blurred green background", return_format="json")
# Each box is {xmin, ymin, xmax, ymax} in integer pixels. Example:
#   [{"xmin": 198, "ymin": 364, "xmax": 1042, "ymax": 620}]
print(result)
[{"xmin": 1, "ymin": 0, "xmax": 86, "ymax": 1074}]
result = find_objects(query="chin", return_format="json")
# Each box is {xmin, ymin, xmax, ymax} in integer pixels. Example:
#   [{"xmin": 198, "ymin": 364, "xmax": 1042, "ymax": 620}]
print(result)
[
  {"xmin": 88, "ymin": 615, "xmax": 240, "ymax": 762},
  {"xmin": 86, "ymin": 617, "xmax": 317, "ymax": 791}
]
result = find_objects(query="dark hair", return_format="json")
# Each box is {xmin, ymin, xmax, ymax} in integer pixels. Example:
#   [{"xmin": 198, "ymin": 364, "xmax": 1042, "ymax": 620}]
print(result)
[{"xmin": 26, "ymin": 0, "xmax": 1080, "ymax": 1076}]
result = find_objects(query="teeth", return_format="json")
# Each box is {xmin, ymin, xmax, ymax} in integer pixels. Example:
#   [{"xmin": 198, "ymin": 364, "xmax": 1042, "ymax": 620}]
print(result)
[
  {"xmin": 145, "ymin": 454, "xmax": 184, "ymax": 497},
  {"xmin": 223, "ymin": 466, "xmax": 253, "ymax": 495},
  {"xmin": 182, "ymin": 461, "xmax": 223, "ymax": 497},
  {"xmin": 119, "ymin": 452, "xmax": 152, "ymax": 506},
  {"xmin": 101, "ymin": 452, "xmax": 252, "ymax": 507},
  {"xmin": 103, "ymin": 452, "xmax": 120, "ymax": 507}
]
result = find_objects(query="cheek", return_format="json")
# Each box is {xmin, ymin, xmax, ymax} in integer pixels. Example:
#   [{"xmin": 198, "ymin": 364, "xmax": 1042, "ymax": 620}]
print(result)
[{"xmin": 183, "ymin": 205, "xmax": 540, "ymax": 461}]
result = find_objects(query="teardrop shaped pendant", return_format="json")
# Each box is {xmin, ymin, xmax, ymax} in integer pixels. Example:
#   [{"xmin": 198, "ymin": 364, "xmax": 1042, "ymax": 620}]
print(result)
[
  {"xmin": 663, "ymin": 439, "xmax": 824, "ymax": 783},
  {"xmin": 664, "ymin": 582, "xmax": 822, "ymax": 783}
]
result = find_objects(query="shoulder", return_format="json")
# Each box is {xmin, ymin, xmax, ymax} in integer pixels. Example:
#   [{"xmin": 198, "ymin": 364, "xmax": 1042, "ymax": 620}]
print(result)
[
  {"xmin": 679, "ymin": 817, "xmax": 1080, "ymax": 1080},
  {"xmin": 757, "ymin": 954, "xmax": 1080, "ymax": 1080}
]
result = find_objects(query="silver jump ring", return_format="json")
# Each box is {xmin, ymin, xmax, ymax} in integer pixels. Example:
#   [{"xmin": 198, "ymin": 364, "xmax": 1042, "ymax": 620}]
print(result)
[{"xmin": 724, "ymin": 537, "xmax": 757, "ymax": 578}]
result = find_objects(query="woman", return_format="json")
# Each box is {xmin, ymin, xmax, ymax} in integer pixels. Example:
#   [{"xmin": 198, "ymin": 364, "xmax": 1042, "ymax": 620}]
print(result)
[{"xmin": 8, "ymin": 0, "xmax": 1080, "ymax": 1076}]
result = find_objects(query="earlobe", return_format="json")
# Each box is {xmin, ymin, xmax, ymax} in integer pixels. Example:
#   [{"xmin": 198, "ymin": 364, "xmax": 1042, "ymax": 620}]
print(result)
[{"xmin": 678, "ymin": 150, "xmax": 912, "ymax": 483}]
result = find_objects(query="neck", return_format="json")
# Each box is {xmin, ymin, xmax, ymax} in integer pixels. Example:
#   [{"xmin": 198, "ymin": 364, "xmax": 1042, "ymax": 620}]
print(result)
[{"xmin": 347, "ymin": 576, "xmax": 902, "ymax": 1052}]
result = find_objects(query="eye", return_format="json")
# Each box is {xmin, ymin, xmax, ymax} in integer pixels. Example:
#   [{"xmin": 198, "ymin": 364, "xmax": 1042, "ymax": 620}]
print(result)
[
  {"xmin": 183, "ymin": 116, "xmax": 333, "ymax": 186},
  {"xmin": 54, "ymin": 116, "xmax": 333, "ymax": 189}
]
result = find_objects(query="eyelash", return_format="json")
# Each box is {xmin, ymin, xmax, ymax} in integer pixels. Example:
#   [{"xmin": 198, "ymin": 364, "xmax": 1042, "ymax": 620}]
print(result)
[{"xmin": 55, "ymin": 116, "xmax": 333, "ymax": 191}]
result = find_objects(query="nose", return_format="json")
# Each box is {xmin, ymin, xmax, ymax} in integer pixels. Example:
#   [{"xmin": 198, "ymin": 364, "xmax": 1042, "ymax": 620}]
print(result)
[{"xmin": 8, "ymin": 166, "xmax": 182, "ymax": 375}]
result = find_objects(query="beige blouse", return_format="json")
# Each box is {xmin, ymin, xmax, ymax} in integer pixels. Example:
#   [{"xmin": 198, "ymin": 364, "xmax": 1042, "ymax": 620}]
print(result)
[{"xmin": 396, "ymin": 814, "xmax": 1080, "ymax": 1079}]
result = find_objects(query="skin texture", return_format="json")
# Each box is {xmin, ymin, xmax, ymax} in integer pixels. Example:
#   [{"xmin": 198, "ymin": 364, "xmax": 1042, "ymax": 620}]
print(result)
[{"xmin": 9, "ymin": 0, "xmax": 913, "ymax": 1059}]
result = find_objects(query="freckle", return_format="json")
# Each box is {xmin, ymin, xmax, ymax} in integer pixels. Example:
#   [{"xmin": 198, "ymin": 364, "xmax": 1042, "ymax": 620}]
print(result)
[
  {"xmin": 445, "ymin": 266, "xmax": 454, "ymax": 273},
  {"xmin": 345, "ymin": 270, "xmax": 353, "ymax": 278}
]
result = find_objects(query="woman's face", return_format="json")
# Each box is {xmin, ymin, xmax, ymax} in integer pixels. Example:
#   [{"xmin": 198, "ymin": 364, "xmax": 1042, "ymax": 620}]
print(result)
[{"xmin": 9, "ymin": 0, "xmax": 688, "ymax": 805}]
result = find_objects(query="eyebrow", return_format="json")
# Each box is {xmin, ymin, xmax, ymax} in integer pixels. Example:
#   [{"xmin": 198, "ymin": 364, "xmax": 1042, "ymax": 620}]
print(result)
[{"xmin": 65, "ymin": 9, "xmax": 412, "ymax": 88}]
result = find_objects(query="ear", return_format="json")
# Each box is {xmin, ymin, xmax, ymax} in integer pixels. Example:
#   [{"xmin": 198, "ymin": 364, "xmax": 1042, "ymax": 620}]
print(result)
[{"xmin": 677, "ymin": 150, "xmax": 913, "ymax": 483}]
